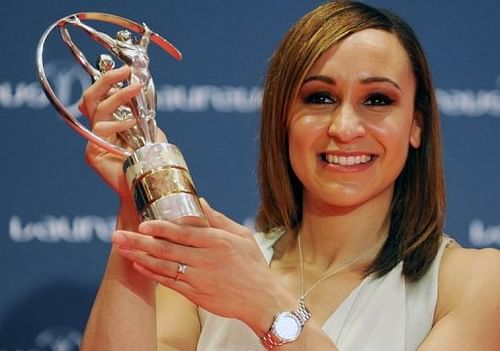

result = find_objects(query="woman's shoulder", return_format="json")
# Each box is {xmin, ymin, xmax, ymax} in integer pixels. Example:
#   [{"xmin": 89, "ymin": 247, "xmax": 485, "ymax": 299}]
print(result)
[
  {"xmin": 417, "ymin": 241, "xmax": 500, "ymax": 348},
  {"xmin": 434, "ymin": 240, "xmax": 500, "ymax": 324}
]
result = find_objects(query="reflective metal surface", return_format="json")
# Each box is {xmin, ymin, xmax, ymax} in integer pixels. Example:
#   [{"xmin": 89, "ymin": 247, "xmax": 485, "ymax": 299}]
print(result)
[
  {"xmin": 37, "ymin": 13, "xmax": 205, "ymax": 222},
  {"xmin": 36, "ymin": 12, "xmax": 182, "ymax": 157}
]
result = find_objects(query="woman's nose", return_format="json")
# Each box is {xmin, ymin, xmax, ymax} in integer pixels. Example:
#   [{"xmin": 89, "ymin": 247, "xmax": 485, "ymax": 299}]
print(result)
[{"xmin": 327, "ymin": 104, "xmax": 365, "ymax": 142}]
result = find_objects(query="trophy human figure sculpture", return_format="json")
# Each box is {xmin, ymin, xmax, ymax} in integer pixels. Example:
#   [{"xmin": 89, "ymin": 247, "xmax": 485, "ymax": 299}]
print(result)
[
  {"xmin": 60, "ymin": 24, "xmax": 144, "ymax": 149},
  {"xmin": 61, "ymin": 15, "xmax": 157, "ymax": 146},
  {"xmin": 37, "ymin": 13, "xmax": 206, "ymax": 224}
]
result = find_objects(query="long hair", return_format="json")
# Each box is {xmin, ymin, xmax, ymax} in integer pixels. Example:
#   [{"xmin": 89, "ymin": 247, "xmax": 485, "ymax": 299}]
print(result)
[{"xmin": 256, "ymin": 0, "xmax": 445, "ymax": 281}]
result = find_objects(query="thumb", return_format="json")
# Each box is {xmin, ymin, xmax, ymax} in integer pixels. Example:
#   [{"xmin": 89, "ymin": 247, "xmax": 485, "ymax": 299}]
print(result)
[{"xmin": 200, "ymin": 198, "xmax": 250, "ymax": 236}]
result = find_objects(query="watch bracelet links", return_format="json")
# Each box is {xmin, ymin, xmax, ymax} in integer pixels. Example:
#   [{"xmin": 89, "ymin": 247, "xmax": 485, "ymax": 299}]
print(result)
[
  {"xmin": 296, "ymin": 299, "xmax": 312, "ymax": 324},
  {"xmin": 260, "ymin": 301, "xmax": 312, "ymax": 350}
]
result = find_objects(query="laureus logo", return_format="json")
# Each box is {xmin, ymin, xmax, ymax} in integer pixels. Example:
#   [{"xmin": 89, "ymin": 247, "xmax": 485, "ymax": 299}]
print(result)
[
  {"xmin": 34, "ymin": 326, "xmax": 81, "ymax": 351},
  {"xmin": 9, "ymin": 215, "xmax": 116, "ymax": 243},
  {"xmin": 469, "ymin": 219, "xmax": 500, "ymax": 247},
  {"xmin": 0, "ymin": 327, "xmax": 81, "ymax": 351},
  {"xmin": 436, "ymin": 76, "xmax": 500, "ymax": 117},
  {"xmin": 0, "ymin": 61, "xmax": 262, "ymax": 114},
  {"xmin": 3, "ymin": 63, "xmax": 499, "ymax": 116},
  {"xmin": 0, "ymin": 60, "xmax": 89, "ymax": 116}
]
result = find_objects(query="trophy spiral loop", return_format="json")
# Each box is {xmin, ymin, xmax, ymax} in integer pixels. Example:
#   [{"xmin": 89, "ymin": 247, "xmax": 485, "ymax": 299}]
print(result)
[
  {"xmin": 36, "ymin": 13, "xmax": 206, "ymax": 223},
  {"xmin": 36, "ymin": 12, "xmax": 182, "ymax": 157}
]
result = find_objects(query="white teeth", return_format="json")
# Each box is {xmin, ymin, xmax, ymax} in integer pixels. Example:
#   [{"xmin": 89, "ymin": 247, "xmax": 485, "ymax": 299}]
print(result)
[{"xmin": 324, "ymin": 154, "xmax": 372, "ymax": 166}]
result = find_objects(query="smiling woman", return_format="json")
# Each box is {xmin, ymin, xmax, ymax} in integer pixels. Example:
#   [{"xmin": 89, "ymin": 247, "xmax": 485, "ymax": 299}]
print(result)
[
  {"xmin": 78, "ymin": 1, "xmax": 500, "ymax": 351},
  {"xmin": 257, "ymin": 2, "xmax": 442, "ymax": 282},
  {"xmin": 288, "ymin": 29, "xmax": 422, "ymax": 217}
]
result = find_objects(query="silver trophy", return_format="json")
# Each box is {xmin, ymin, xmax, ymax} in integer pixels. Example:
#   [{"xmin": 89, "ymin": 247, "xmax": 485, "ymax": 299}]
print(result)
[{"xmin": 36, "ymin": 13, "xmax": 205, "ymax": 223}]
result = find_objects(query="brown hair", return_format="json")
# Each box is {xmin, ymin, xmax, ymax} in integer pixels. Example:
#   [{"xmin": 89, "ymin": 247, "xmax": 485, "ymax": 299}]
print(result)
[{"xmin": 256, "ymin": 0, "xmax": 445, "ymax": 281}]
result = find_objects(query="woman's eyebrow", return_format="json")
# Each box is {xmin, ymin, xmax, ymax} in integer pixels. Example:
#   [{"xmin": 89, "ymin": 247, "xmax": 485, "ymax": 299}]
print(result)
[
  {"xmin": 302, "ymin": 75, "xmax": 336, "ymax": 85},
  {"xmin": 302, "ymin": 75, "xmax": 401, "ymax": 91},
  {"xmin": 360, "ymin": 76, "xmax": 401, "ymax": 91}
]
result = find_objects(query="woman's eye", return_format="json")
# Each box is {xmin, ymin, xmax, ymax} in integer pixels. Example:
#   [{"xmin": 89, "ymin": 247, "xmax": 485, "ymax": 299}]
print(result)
[
  {"xmin": 303, "ymin": 92, "xmax": 336, "ymax": 105},
  {"xmin": 364, "ymin": 93, "xmax": 394, "ymax": 106}
]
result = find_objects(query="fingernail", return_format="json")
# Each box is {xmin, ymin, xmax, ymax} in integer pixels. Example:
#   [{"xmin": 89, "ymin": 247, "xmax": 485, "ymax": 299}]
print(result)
[
  {"xmin": 112, "ymin": 232, "xmax": 126, "ymax": 244},
  {"xmin": 138, "ymin": 222, "xmax": 151, "ymax": 233},
  {"xmin": 200, "ymin": 197, "xmax": 212, "ymax": 210}
]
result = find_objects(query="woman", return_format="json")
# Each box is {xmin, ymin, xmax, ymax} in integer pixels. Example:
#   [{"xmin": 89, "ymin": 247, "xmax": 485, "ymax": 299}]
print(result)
[{"xmin": 80, "ymin": 1, "xmax": 500, "ymax": 350}]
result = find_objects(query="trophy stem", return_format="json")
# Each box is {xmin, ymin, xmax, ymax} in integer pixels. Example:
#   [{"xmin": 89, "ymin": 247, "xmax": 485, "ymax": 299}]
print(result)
[{"xmin": 123, "ymin": 143, "xmax": 207, "ymax": 225}]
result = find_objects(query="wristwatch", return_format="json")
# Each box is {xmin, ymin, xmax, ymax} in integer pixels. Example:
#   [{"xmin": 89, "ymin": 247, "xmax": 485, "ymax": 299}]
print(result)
[{"xmin": 260, "ymin": 301, "xmax": 311, "ymax": 350}]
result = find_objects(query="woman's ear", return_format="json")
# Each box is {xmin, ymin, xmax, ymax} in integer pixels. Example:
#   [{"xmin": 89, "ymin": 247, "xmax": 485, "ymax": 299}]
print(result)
[{"xmin": 410, "ymin": 111, "xmax": 423, "ymax": 148}]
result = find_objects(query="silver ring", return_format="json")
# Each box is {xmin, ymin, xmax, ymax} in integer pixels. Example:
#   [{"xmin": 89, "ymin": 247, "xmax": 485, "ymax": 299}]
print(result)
[{"xmin": 175, "ymin": 262, "xmax": 187, "ymax": 281}]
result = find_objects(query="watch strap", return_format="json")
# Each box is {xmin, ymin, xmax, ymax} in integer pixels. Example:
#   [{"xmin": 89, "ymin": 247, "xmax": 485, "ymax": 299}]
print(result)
[
  {"xmin": 295, "ymin": 299, "xmax": 312, "ymax": 325},
  {"xmin": 260, "ymin": 300, "xmax": 311, "ymax": 350}
]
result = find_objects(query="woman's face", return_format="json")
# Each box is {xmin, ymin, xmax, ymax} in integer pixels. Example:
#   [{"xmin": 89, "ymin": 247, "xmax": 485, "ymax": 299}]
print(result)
[{"xmin": 288, "ymin": 29, "xmax": 421, "ymax": 213}]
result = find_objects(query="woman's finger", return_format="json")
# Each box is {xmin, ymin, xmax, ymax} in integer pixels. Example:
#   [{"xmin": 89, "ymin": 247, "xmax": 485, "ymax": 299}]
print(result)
[
  {"xmin": 117, "ymin": 247, "xmax": 208, "ymax": 296},
  {"xmin": 83, "ymin": 119, "xmax": 135, "ymax": 162},
  {"xmin": 131, "ymin": 261, "xmax": 198, "ymax": 301},
  {"xmin": 79, "ymin": 65, "xmax": 131, "ymax": 120},
  {"xmin": 92, "ymin": 119, "xmax": 137, "ymax": 139},
  {"xmin": 137, "ymin": 220, "xmax": 206, "ymax": 247},
  {"xmin": 200, "ymin": 198, "xmax": 252, "ymax": 237},
  {"xmin": 112, "ymin": 230, "xmax": 195, "ymax": 264},
  {"xmin": 156, "ymin": 127, "xmax": 168, "ymax": 143},
  {"xmin": 92, "ymin": 83, "xmax": 143, "ymax": 125},
  {"xmin": 116, "ymin": 248, "xmax": 180, "ymax": 278}
]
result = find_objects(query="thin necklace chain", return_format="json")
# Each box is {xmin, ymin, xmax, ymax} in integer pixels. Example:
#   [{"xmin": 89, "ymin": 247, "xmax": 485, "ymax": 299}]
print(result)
[{"xmin": 298, "ymin": 232, "xmax": 384, "ymax": 302}]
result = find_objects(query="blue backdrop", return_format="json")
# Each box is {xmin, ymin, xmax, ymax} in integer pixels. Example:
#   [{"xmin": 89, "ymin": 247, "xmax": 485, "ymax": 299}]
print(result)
[{"xmin": 1, "ymin": 1, "xmax": 499, "ymax": 349}]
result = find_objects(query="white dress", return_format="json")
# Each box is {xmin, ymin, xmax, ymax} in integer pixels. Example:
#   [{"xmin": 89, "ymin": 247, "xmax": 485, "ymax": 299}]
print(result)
[{"xmin": 197, "ymin": 230, "xmax": 451, "ymax": 351}]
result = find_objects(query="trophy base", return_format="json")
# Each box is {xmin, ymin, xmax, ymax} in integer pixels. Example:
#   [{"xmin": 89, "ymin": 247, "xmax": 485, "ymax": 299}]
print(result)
[
  {"xmin": 144, "ymin": 192, "xmax": 203, "ymax": 221},
  {"xmin": 123, "ymin": 143, "xmax": 205, "ymax": 222}
]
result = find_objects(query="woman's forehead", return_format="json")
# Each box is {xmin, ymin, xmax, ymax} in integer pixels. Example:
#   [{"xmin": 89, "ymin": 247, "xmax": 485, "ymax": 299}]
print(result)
[{"xmin": 305, "ymin": 29, "xmax": 414, "ymax": 85}]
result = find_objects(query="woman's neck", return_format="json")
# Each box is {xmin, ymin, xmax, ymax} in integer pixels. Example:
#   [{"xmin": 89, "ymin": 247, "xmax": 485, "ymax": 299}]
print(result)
[{"xmin": 296, "ymin": 189, "xmax": 392, "ymax": 271}]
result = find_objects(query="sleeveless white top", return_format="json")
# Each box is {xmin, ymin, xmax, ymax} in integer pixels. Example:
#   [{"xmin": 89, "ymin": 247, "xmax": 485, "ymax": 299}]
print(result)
[{"xmin": 197, "ymin": 230, "xmax": 450, "ymax": 351}]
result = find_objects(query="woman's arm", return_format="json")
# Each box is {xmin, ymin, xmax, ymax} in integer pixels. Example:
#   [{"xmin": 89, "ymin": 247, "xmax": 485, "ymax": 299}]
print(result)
[
  {"xmin": 418, "ymin": 245, "xmax": 500, "ymax": 350},
  {"xmin": 81, "ymin": 201, "xmax": 158, "ymax": 351},
  {"xmin": 156, "ymin": 285, "xmax": 200, "ymax": 350},
  {"xmin": 79, "ymin": 66, "xmax": 201, "ymax": 350},
  {"xmin": 112, "ymin": 200, "xmax": 340, "ymax": 351},
  {"xmin": 81, "ymin": 199, "xmax": 202, "ymax": 351}
]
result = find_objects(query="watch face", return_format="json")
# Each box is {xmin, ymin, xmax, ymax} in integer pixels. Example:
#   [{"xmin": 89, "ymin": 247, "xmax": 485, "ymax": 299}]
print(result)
[{"xmin": 273, "ymin": 312, "xmax": 301, "ymax": 342}]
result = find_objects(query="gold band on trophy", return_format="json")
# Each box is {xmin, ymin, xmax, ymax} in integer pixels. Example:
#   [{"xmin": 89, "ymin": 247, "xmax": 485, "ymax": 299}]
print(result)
[{"xmin": 133, "ymin": 167, "xmax": 197, "ymax": 212}]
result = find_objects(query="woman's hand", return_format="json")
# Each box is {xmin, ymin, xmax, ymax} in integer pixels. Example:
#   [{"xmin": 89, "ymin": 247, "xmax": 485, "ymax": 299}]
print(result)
[
  {"xmin": 79, "ymin": 66, "xmax": 166, "ymax": 200},
  {"xmin": 111, "ymin": 199, "xmax": 293, "ymax": 333},
  {"xmin": 79, "ymin": 66, "xmax": 135, "ymax": 198}
]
